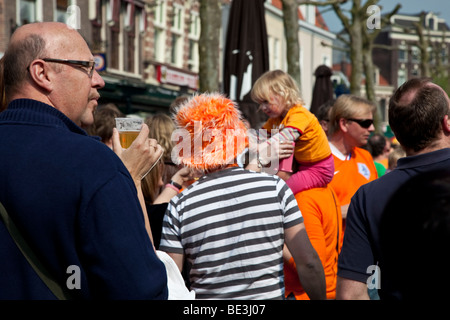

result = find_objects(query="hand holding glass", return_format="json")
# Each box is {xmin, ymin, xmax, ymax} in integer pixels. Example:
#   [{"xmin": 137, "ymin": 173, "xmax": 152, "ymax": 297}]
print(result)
[{"xmin": 115, "ymin": 117, "xmax": 143, "ymax": 148}]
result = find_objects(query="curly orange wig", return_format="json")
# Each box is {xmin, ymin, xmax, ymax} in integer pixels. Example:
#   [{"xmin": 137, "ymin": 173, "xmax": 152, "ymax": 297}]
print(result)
[{"xmin": 172, "ymin": 93, "xmax": 248, "ymax": 172}]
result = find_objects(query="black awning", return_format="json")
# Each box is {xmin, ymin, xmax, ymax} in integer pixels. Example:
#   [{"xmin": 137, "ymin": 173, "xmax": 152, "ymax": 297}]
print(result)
[{"xmin": 98, "ymin": 78, "xmax": 180, "ymax": 114}]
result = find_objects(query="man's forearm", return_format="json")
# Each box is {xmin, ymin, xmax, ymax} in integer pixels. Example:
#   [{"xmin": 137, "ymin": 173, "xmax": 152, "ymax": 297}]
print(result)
[{"xmin": 297, "ymin": 259, "xmax": 326, "ymax": 300}]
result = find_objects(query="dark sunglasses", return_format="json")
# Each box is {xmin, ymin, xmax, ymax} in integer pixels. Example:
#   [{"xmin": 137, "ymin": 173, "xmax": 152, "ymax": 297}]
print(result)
[{"xmin": 347, "ymin": 118, "xmax": 374, "ymax": 129}]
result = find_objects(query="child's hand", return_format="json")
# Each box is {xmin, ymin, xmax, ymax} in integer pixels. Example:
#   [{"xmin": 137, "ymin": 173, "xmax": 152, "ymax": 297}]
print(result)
[
  {"xmin": 279, "ymin": 141, "xmax": 295, "ymax": 159},
  {"xmin": 277, "ymin": 170, "xmax": 293, "ymax": 181}
]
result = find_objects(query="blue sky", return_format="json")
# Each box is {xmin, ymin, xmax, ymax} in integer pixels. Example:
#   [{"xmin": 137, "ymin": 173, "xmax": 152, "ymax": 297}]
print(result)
[{"xmin": 320, "ymin": 0, "xmax": 450, "ymax": 32}]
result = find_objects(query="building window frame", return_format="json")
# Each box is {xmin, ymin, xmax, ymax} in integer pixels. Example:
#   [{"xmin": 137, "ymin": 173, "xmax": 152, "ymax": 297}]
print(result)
[{"xmin": 17, "ymin": 0, "xmax": 43, "ymax": 25}]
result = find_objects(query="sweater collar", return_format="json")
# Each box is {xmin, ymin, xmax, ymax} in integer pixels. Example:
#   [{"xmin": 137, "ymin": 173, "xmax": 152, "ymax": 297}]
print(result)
[
  {"xmin": 397, "ymin": 148, "xmax": 450, "ymax": 169},
  {"xmin": 2, "ymin": 99, "xmax": 89, "ymax": 136}
]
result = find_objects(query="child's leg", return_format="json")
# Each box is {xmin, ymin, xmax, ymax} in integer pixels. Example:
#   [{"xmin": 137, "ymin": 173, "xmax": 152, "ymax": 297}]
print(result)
[{"xmin": 286, "ymin": 155, "xmax": 334, "ymax": 194}]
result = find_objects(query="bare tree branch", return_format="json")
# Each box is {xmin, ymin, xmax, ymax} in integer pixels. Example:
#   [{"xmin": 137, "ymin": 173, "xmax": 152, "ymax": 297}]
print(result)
[
  {"xmin": 336, "ymin": 33, "xmax": 350, "ymax": 46},
  {"xmin": 321, "ymin": 40, "xmax": 350, "ymax": 52},
  {"xmin": 372, "ymin": 43, "xmax": 398, "ymax": 50},
  {"xmin": 297, "ymin": 0, "xmax": 347, "ymax": 6}
]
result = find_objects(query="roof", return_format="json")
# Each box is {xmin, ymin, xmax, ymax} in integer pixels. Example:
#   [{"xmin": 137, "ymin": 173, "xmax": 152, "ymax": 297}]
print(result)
[
  {"xmin": 332, "ymin": 61, "xmax": 391, "ymax": 86},
  {"xmin": 270, "ymin": 0, "xmax": 330, "ymax": 31},
  {"xmin": 391, "ymin": 12, "xmax": 450, "ymax": 32}
]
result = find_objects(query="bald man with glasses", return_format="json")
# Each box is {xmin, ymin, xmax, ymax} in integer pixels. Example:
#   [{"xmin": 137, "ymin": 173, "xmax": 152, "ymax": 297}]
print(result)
[{"xmin": 0, "ymin": 22, "xmax": 167, "ymax": 299}]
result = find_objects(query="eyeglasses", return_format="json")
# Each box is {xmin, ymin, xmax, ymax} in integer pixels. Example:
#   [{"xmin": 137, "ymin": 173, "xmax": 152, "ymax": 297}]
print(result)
[
  {"xmin": 42, "ymin": 58, "xmax": 95, "ymax": 78},
  {"xmin": 347, "ymin": 118, "xmax": 374, "ymax": 129}
]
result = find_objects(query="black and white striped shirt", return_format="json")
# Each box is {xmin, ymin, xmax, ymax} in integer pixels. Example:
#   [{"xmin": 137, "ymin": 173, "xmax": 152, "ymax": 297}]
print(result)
[{"xmin": 159, "ymin": 167, "xmax": 303, "ymax": 300}]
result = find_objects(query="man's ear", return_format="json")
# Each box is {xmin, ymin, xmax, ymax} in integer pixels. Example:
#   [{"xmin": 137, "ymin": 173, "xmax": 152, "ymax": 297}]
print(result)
[
  {"xmin": 443, "ymin": 114, "xmax": 450, "ymax": 133},
  {"xmin": 27, "ymin": 60, "xmax": 53, "ymax": 93},
  {"xmin": 339, "ymin": 117, "xmax": 348, "ymax": 133}
]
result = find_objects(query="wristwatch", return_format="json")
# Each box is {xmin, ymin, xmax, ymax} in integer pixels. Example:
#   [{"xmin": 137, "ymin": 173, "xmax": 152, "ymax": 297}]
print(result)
[{"xmin": 170, "ymin": 180, "xmax": 182, "ymax": 190}]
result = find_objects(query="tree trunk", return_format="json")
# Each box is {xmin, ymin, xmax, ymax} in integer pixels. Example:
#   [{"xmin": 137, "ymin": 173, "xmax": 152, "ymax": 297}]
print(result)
[
  {"xmin": 198, "ymin": 0, "xmax": 222, "ymax": 92},
  {"xmin": 332, "ymin": 0, "xmax": 363, "ymax": 96},
  {"xmin": 415, "ymin": 13, "xmax": 431, "ymax": 78},
  {"xmin": 362, "ymin": 45, "xmax": 382, "ymax": 132},
  {"xmin": 281, "ymin": 0, "xmax": 301, "ymax": 89}
]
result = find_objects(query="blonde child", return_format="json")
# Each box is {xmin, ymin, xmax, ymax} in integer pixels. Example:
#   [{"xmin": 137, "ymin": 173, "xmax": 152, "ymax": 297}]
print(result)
[{"xmin": 251, "ymin": 69, "xmax": 334, "ymax": 194}]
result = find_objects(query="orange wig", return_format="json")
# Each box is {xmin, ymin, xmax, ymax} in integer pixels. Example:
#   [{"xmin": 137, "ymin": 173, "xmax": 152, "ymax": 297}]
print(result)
[{"xmin": 173, "ymin": 93, "xmax": 248, "ymax": 172}]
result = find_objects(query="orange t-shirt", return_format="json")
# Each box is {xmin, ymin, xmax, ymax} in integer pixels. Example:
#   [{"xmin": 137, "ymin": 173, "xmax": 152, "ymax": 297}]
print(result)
[
  {"xmin": 329, "ymin": 146, "xmax": 378, "ymax": 208},
  {"xmin": 284, "ymin": 186, "xmax": 343, "ymax": 300},
  {"xmin": 262, "ymin": 105, "xmax": 331, "ymax": 164}
]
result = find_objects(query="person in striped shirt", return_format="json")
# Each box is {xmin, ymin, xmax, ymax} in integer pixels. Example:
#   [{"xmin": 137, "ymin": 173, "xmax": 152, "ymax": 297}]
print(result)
[{"xmin": 159, "ymin": 93, "xmax": 325, "ymax": 300}]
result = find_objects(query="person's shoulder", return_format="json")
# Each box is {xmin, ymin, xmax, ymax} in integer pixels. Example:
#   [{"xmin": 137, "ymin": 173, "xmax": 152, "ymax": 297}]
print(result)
[
  {"xmin": 239, "ymin": 167, "xmax": 281, "ymax": 182},
  {"xmin": 354, "ymin": 146, "xmax": 373, "ymax": 159},
  {"xmin": 354, "ymin": 168, "xmax": 404, "ymax": 202},
  {"xmin": 286, "ymin": 104, "xmax": 314, "ymax": 119},
  {"xmin": 62, "ymin": 133, "xmax": 128, "ymax": 176},
  {"xmin": 65, "ymin": 132, "xmax": 118, "ymax": 160}
]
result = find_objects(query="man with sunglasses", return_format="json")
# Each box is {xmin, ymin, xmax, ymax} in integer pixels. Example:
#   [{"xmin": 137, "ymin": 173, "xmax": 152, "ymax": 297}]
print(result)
[
  {"xmin": 327, "ymin": 95, "xmax": 378, "ymax": 225},
  {"xmin": 0, "ymin": 22, "xmax": 167, "ymax": 299},
  {"xmin": 336, "ymin": 78, "xmax": 450, "ymax": 299}
]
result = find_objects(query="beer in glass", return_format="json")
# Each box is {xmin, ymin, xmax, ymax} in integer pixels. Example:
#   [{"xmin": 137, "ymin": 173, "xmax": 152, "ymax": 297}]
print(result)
[{"xmin": 115, "ymin": 117, "xmax": 143, "ymax": 148}]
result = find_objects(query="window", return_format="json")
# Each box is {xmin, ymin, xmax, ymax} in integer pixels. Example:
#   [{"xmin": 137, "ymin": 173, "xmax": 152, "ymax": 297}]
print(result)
[
  {"xmin": 397, "ymin": 68, "xmax": 406, "ymax": 87},
  {"xmin": 154, "ymin": 0, "xmax": 166, "ymax": 27},
  {"xmin": 398, "ymin": 48, "xmax": 407, "ymax": 62},
  {"xmin": 105, "ymin": 0, "xmax": 143, "ymax": 75},
  {"xmin": 56, "ymin": 0, "xmax": 68, "ymax": 23},
  {"xmin": 427, "ymin": 17, "xmax": 436, "ymax": 30},
  {"xmin": 153, "ymin": 0, "xmax": 166, "ymax": 63},
  {"xmin": 188, "ymin": 12, "xmax": 200, "ymax": 72},
  {"xmin": 441, "ymin": 47, "xmax": 448, "ymax": 65},
  {"xmin": 188, "ymin": 39, "xmax": 198, "ymax": 71},
  {"xmin": 273, "ymin": 38, "xmax": 280, "ymax": 69},
  {"xmin": 189, "ymin": 14, "xmax": 200, "ymax": 37},
  {"xmin": 154, "ymin": 28, "xmax": 165, "ymax": 62},
  {"xmin": 123, "ymin": 3, "xmax": 136, "ymax": 73},
  {"xmin": 138, "ymin": 9, "xmax": 146, "ymax": 33},
  {"xmin": 110, "ymin": 29, "xmax": 120, "ymax": 70},
  {"xmin": 172, "ymin": 6, "xmax": 183, "ymax": 32},
  {"xmin": 19, "ymin": 0, "xmax": 37, "ymax": 25},
  {"xmin": 428, "ymin": 47, "xmax": 435, "ymax": 64},
  {"xmin": 300, "ymin": 4, "xmax": 315, "ymax": 25},
  {"xmin": 170, "ymin": 5, "xmax": 184, "ymax": 67},
  {"xmin": 268, "ymin": 36, "xmax": 281, "ymax": 70},
  {"xmin": 171, "ymin": 33, "xmax": 181, "ymax": 66},
  {"xmin": 411, "ymin": 46, "xmax": 420, "ymax": 63}
]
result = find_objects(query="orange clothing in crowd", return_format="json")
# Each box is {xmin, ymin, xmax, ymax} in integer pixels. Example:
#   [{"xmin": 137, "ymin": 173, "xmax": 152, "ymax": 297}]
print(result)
[
  {"xmin": 263, "ymin": 104, "xmax": 331, "ymax": 164},
  {"xmin": 284, "ymin": 186, "xmax": 343, "ymax": 300},
  {"xmin": 329, "ymin": 145, "xmax": 378, "ymax": 208}
]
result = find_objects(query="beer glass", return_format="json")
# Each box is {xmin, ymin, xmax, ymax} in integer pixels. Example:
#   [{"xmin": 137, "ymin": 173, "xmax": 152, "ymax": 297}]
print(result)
[{"xmin": 115, "ymin": 117, "xmax": 143, "ymax": 148}]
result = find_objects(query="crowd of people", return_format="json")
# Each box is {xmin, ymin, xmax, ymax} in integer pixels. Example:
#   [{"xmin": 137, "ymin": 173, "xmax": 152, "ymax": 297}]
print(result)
[{"xmin": 1, "ymin": 22, "xmax": 450, "ymax": 300}]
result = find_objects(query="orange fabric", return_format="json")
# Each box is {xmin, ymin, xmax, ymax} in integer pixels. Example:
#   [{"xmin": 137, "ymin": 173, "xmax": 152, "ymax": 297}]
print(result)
[
  {"xmin": 284, "ymin": 186, "xmax": 343, "ymax": 300},
  {"xmin": 329, "ymin": 147, "xmax": 378, "ymax": 208},
  {"xmin": 379, "ymin": 158, "xmax": 388, "ymax": 168},
  {"xmin": 263, "ymin": 105, "xmax": 331, "ymax": 164}
]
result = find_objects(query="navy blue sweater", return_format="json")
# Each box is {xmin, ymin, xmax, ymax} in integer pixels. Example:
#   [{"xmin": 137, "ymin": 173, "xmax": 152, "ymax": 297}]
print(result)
[{"xmin": 0, "ymin": 99, "xmax": 167, "ymax": 299}]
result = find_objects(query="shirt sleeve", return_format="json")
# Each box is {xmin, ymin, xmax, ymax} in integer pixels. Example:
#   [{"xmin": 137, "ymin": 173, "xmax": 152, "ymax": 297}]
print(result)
[
  {"xmin": 159, "ymin": 200, "xmax": 184, "ymax": 255},
  {"xmin": 80, "ymin": 172, "xmax": 168, "ymax": 299},
  {"xmin": 276, "ymin": 178, "xmax": 303, "ymax": 229},
  {"xmin": 269, "ymin": 127, "xmax": 301, "ymax": 144},
  {"xmin": 337, "ymin": 186, "xmax": 375, "ymax": 283}
]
